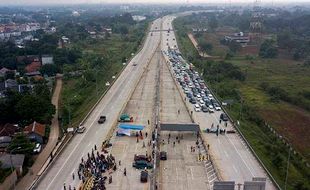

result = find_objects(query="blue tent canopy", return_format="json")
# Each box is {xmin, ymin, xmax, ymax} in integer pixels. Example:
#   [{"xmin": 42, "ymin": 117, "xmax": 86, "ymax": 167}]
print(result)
[{"xmin": 118, "ymin": 124, "xmax": 144, "ymax": 130}]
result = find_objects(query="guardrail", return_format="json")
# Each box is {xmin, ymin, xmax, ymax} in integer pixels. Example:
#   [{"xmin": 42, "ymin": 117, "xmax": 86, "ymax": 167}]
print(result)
[{"xmin": 29, "ymin": 19, "xmax": 157, "ymax": 190}]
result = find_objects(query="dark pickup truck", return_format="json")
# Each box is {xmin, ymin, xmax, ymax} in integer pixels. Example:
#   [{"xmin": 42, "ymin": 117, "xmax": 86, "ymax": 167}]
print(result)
[{"xmin": 98, "ymin": 116, "xmax": 106, "ymax": 124}]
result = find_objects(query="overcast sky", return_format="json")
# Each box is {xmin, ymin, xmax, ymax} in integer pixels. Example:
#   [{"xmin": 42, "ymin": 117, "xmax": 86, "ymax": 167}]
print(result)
[{"xmin": 0, "ymin": 0, "xmax": 309, "ymax": 5}]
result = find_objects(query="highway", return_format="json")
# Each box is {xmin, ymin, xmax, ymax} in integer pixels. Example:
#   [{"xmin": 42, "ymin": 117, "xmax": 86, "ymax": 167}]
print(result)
[
  {"xmin": 162, "ymin": 14, "xmax": 276, "ymax": 189},
  {"xmin": 34, "ymin": 14, "xmax": 277, "ymax": 190},
  {"xmin": 35, "ymin": 18, "xmax": 162, "ymax": 190}
]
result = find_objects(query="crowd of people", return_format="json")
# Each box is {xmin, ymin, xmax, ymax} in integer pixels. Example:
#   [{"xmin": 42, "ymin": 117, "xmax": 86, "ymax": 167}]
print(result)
[{"xmin": 63, "ymin": 145, "xmax": 117, "ymax": 190}]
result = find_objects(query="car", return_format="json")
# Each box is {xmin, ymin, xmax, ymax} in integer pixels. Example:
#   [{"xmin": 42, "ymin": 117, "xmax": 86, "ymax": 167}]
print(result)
[
  {"xmin": 220, "ymin": 113, "xmax": 229, "ymax": 121},
  {"xmin": 140, "ymin": 170, "xmax": 148, "ymax": 183},
  {"xmin": 194, "ymin": 107, "xmax": 201, "ymax": 112},
  {"xmin": 189, "ymin": 98, "xmax": 196, "ymax": 104},
  {"xmin": 98, "ymin": 116, "xmax": 106, "ymax": 124},
  {"xmin": 134, "ymin": 155, "xmax": 151, "ymax": 162},
  {"xmin": 160, "ymin": 151, "xmax": 167, "ymax": 160},
  {"xmin": 201, "ymin": 105, "xmax": 209, "ymax": 112},
  {"xmin": 199, "ymin": 100, "xmax": 205, "ymax": 107},
  {"xmin": 194, "ymin": 104, "xmax": 200, "ymax": 108},
  {"xmin": 133, "ymin": 160, "xmax": 153, "ymax": 169},
  {"xmin": 208, "ymin": 107, "xmax": 215, "ymax": 113},
  {"xmin": 76, "ymin": 125, "xmax": 86, "ymax": 133},
  {"xmin": 33, "ymin": 143, "xmax": 42, "ymax": 154},
  {"xmin": 214, "ymin": 104, "xmax": 221, "ymax": 111}
]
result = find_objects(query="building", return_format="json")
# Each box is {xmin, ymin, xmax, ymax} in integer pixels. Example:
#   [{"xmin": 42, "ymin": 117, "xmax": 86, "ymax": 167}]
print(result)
[
  {"xmin": 0, "ymin": 67, "xmax": 11, "ymax": 77},
  {"xmin": 41, "ymin": 55, "xmax": 54, "ymax": 65},
  {"xmin": 0, "ymin": 154, "xmax": 25, "ymax": 176},
  {"xmin": 24, "ymin": 121, "xmax": 46, "ymax": 144},
  {"xmin": 0, "ymin": 136, "xmax": 12, "ymax": 152},
  {"xmin": 4, "ymin": 79, "xmax": 18, "ymax": 91},
  {"xmin": 0, "ymin": 123, "xmax": 18, "ymax": 137},
  {"xmin": 25, "ymin": 61, "xmax": 41, "ymax": 73},
  {"xmin": 224, "ymin": 32, "xmax": 250, "ymax": 46}
]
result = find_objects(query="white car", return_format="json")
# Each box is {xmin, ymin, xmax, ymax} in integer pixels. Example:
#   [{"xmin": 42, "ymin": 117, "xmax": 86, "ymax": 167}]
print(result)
[
  {"xmin": 199, "ymin": 100, "xmax": 205, "ymax": 107},
  {"xmin": 214, "ymin": 104, "xmax": 221, "ymax": 111},
  {"xmin": 33, "ymin": 143, "xmax": 42, "ymax": 154},
  {"xmin": 208, "ymin": 107, "xmax": 215, "ymax": 113},
  {"xmin": 194, "ymin": 107, "xmax": 201, "ymax": 112},
  {"xmin": 194, "ymin": 104, "xmax": 200, "ymax": 108}
]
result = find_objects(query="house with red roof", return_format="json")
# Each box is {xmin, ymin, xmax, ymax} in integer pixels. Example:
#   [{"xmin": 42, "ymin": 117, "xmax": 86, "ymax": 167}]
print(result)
[
  {"xmin": 25, "ymin": 61, "xmax": 41, "ymax": 73},
  {"xmin": 24, "ymin": 121, "xmax": 46, "ymax": 144}
]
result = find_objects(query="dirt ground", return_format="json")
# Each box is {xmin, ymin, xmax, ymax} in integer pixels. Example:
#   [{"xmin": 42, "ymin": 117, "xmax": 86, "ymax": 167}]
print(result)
[{"xmin": 259, "ymin": 104, "xmax": 310, "ymax": 161}]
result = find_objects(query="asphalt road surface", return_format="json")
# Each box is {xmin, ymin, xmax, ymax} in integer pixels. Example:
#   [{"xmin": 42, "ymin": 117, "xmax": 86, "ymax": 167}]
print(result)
[
  {"xmin": 105, "ymin": 45, "xmax": 162, "ymax": 190},
  {"xmin": 162, "ymin": 15, "xmax": 276, "ymax": 190},
  {"xmin": 35, "ymin": 18, "xmax": 162, "ymax": 190}
]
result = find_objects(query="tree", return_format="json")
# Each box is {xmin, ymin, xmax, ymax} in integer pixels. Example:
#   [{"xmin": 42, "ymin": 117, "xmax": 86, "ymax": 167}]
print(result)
[
  {"xmin": 199, "ymin": 41, "xmax": 213, "ymax": 55},
  {"xmin": 7, "ymin": 134, "xmax": 34, "ymax": 155},
  {"xmin": 40, "ymin": 64, "xmax": 58, "ymax": 76},
  {"xmin": 119, "ymin": 25, "xmax": 129, "ymax": 36},
  {"xmin": 208, "ymin": 16, "xmax": 218, "ymax": 30},
  {"xmin": 259, "ymin": 40, "xmax": 278, "ymax": 58}
]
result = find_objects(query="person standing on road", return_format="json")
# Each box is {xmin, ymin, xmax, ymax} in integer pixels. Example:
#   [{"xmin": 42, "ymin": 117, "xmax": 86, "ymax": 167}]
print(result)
[
  {"xmin": 145, "ymin": 132, "xmax": 148, "ymax": 138},
  {"xmin": 124, "ymin": 168, "xmax": 127, "ymax": 176},
  {"xmin": 119, "ymin": 160, "xmax": 121, "ymax": 166},
  {"xmin": 72, "ymin": 172, "xmax": 75, "ymax": 180},
  {"xmin": 63, "ymin": 183, "xmax": 66, "ymax": 190},
  {"xmin": 225, "ymin": 122, "xmax": 227, "ymax": 127},
  {"xmin": 148, "ymin": 120, "xmax": 150, "ymax": 125}
]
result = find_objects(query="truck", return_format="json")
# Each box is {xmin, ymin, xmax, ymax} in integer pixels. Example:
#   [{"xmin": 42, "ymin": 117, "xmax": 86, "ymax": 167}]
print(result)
[{"xmin": 98, "ymin": 115, "xmax": 106, "ymax": 124}]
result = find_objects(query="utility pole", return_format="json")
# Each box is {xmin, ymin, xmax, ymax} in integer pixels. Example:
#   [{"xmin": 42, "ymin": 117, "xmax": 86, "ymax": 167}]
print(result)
[{"xmin": 284, "ymin": 146, "xmax": 291, "ymax": 190}]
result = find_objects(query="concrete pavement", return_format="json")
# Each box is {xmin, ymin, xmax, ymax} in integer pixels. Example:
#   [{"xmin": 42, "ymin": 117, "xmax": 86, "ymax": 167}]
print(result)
[
  {"xmin": 34, "ymin": 19, "xmax": 162, "ymax": 190},
  {"xmin": 158, "ymin": 41, "xmax": 210, "ymax": 190}
]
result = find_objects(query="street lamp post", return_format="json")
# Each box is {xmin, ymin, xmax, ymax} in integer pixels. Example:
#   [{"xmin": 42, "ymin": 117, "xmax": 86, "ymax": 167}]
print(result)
[
  {"xmin": 10, "ymin": 146, "xmax": 21, "ymax": 190},
  {"xmin": 284, "ymin": 146, "xmax": 291, "ymax": 190}
]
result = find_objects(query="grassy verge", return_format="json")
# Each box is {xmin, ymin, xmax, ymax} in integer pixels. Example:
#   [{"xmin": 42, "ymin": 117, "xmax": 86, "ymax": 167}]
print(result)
[
  {"xmin": 174, "ymin": 16, "xmax": 310, "ymax": 190},
  {"xmin": 59, "ymin": 21, "xmax": 149, "ymax": 131}
]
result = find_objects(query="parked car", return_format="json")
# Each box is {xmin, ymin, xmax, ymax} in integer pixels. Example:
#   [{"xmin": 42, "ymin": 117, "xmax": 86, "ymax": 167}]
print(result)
[
  {"xmin": 133, "ymin": 160, "xmax": 153, "ymax": 169},
  {"xmin": 33, "ymin": 143, "xmax": 42, "ymax": 154},
  {"xmin": 189, "ymin": 98, "xmax": 196, "ymax": 104},
  {"xmin": 140, "ymin": 170, "xmax": 148, "ymax": 183},
  {"xmin": 220, "ymin": 113, "xmax": 229, "ymax": 121},
  {"xmin": 134, "ymin": 155, "xmax": 151, "ymax": 162},
  {"xmin": 201, "ymin": 105, "xmax": 209, "ymax": 112},
  {"xmin": 98, "ymin": 116, "xmax": 106, "ymax": 124},
  {"xmin": 160, "ymin": 151, "xmax": 167, "ymax": 160},
  {"xmin": 214, "ymin": 104, "xmax": 221, "ymax": 111},
  {"xmin": 76, "ymin": 125, "xmax": 86, "ymax": 133},
  {"xmin": 194, "ymin": 107, "xmax": 201, "ymax": 112}
]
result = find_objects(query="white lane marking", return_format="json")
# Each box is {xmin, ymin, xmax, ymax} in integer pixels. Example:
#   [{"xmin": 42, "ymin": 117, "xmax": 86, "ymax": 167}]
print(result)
[
  {"xmin": 217, "ymin": 138, "xmax": 221, "ymax": 145},
  {"xmin": 233, "ymin": 165, "xmax": 238, "ymax": 173},
  {"xmin": 190, "ymin": 167, "xmax": 194, "ymax": 180},
  {"xmin": 226, "ymin": 135, "xmax": 255, "ymax": 177},
  {"xmin": 224, "ymin": 150, "xmax": 229, "ymax": 158}
]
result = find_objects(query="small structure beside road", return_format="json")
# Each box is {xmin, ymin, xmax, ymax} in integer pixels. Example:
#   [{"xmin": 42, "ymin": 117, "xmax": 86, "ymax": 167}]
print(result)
[{"xmin": 24, "ymin": 121, "xmax": 46, "ymax": 144}]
